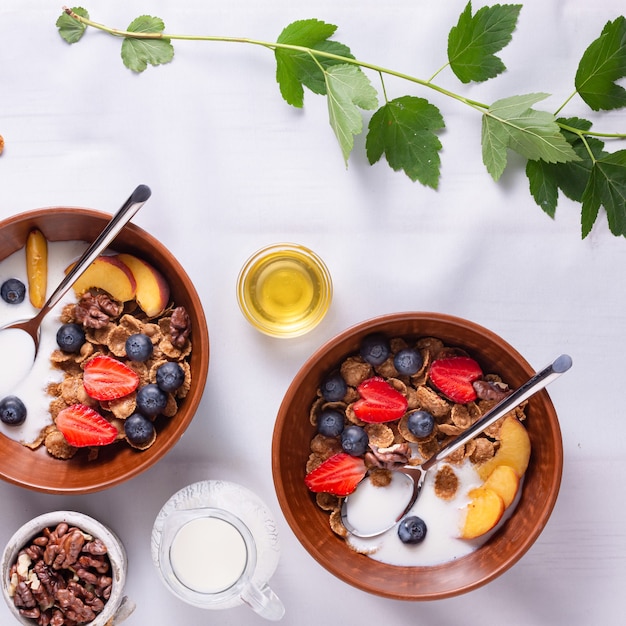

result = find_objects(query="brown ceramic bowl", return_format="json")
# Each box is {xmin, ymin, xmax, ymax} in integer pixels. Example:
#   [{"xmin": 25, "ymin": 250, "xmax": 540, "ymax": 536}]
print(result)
[
  {"xmin": 272, "ymin": 312, "xmax": 563, "ymax": 600},
  {"xmin": 0, "ymin": 208, "xmax": 209, "ymax": 494}
]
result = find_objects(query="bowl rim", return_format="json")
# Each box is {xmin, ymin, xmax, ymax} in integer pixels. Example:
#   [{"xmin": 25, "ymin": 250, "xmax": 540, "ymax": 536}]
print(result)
[
  {"xmin": 272, "ymin": 311, "xmax": 564, "ymax": 600},
  {"xmin": 0, "ymin": 206, "xmax": 209, "ymax": 494}
]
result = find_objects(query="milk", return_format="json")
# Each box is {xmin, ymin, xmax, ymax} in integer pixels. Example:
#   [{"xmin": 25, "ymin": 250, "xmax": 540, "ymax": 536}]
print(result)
[
  {"xmin": 170, "ymin": 517, "xmax": 249, "ymax": 594},
  {"xmin": 343, "ymin": 471, "xmax": 415, "ymax": 537},
  {"xmin": 0, "ymin": 241, "xmax": 89, "ymax": 444},
  {"xmin": 0, "ymin": 329, "xmax": 36, "ymax": 397},
  {"xmin": 346, "ymin": 461, "xmax": 487, "ymax": 566}
]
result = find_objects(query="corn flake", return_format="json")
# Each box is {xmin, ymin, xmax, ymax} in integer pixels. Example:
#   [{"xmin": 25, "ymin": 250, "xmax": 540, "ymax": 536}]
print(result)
[
  {"xmin": 364, "ymin": 423, "xmax": 395, "ymax": 448},
  {"xmin": 434, "ymin": 465, "xmax": 459, "ymax": 500}
]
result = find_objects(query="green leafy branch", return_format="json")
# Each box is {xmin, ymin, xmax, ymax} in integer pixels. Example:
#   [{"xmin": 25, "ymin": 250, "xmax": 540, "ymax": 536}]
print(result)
[{"xmin": 57, "ymin": 4, "xmax": 626, "ymax": 239}]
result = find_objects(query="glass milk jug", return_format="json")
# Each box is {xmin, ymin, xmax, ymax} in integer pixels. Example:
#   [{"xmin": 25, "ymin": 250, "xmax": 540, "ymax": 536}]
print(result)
[{"xmin": 151, "ymin": 480, "xmax": 284, "ymax": 621}]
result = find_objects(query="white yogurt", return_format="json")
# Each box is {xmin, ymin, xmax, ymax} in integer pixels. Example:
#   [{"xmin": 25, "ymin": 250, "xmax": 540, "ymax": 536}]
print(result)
[
  {"xmin": 0, "ymin": 329, "xmax": 36, "ymax": 397},
  {"xmin": 346, "ymin": 461, "xmax": 486, "ymax": 566},
  {"xmin": 0, "ymin": 241, "xmax": 89, "ymax": 444},
  {"xmin": 170, "ymin": 517, "xmax": 248, "ymax": 594}
]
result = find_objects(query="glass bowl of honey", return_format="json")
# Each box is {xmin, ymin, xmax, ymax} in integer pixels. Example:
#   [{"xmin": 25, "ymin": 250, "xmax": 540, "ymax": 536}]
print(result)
[{"xmin": 236, "ymin": 243, "xmax": 332, "ymax": 338}]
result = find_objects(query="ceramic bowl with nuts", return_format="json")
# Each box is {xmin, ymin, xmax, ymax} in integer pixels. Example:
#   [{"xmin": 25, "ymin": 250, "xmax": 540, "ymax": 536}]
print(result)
[{"xmin": 1, "ymin": 511, "xmax": 131, "ymax": 626}]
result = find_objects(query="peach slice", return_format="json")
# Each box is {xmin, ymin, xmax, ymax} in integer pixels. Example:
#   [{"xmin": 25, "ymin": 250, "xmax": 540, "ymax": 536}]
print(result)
[
  {"xmin": 26, "ymin": 229, "xmax": 48, "ymax": 308},
  {"xmin": 482, "ymin": 464, "xmax": 520, "ymax": 508},
  {"xmin": 117, "ymin": 253, "xmax": 170, "ymax": 317},
  {"xmin": 461, "ymin": 486, "xmax": 505, "ymax": 539},
  {"xmin": 477, "ymin": 416, "xmax": 531, "ymax": 480},
  {"xmin": 67, "ymin": 255, "xmax": 137, "ymax": 302}
]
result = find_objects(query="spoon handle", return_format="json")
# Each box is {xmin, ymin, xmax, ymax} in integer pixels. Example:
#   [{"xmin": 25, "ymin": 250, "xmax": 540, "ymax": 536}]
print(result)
[
  {"xmin": 38, "ymin": 185, "xmax": 151, "ymax": 316},
  {"xmin": 421, "ymin": 354, "xmax": 572, "ymax": 471}
]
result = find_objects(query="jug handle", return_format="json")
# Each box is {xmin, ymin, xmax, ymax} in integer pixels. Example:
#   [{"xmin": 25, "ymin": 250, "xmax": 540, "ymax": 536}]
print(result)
[{"xmin": 241, "ymin": 582, "xmax": 285, "ymax": 621}]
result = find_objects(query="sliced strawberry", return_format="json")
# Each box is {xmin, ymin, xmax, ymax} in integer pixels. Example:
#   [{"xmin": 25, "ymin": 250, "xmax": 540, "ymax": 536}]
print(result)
[
  {"xmin": 305, "ymin": 452, "xmax": 367, "ymax": 496},
  {"xmin": 55, "ymin": 403, "xmax": 118, "ymax": 447},
  {"xmin": 352, "ymin": 376, "xmax": 408, "ymax": 423},
  {"xmin": 83, "ymin": 355, "xmax": 140, "ymax": 401},
  {"xmin": 428, "ymin": 356, "xmax": 483, "ymax": 404}
]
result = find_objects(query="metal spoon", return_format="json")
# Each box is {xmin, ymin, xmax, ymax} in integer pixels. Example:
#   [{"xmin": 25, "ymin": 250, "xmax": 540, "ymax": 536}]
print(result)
[
  {"xmin": 1, "ymin": 184, "xmax": 151, "ymax": 355},
  {"xmin": 340, "ymin": 354, "xmax": 572, "ymax": 538}
]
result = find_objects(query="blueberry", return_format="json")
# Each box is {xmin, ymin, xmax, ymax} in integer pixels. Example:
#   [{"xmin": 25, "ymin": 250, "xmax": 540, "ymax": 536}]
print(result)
[
  {"xmin": 1, "ymin": 278, "xmax": 26, "ymax": 304},
  {"xmin": 0, "ymin": 396, "xmax": 27, "ymax": 425},
  {"xmin": 56, "ymin": 323, "xmax": 86, "ymax": 353},
  {"xmin": 407, "ymin": 410, "xmax": 435, "ymax": 438},
  {"xmin": 136, "ymin": 384, "xmax": 168, "ymax": 416},
  {"xmin": 156, "ymin": 362, "xmax": 185, "ymax": 393},
  {"xmin": 393, "ymin": 348, "xmax": 423, "ymax": 375},
  {"xmin": 125, "ymin": 333, "xmax": 153, "ymax": 361},
  {"xmin": 124, "ymin": 412, "xmax": 156, "ymax": 449},
  {"xmin": 359, "ymin": 333, "xmax": 390, "ymax": 366},
  {"xmin": 341, "ymin": 425, "xmax": 369, "ymax": 456},
  {"xmin": 397, "ymin": 516, "xmax": 427, "ymax": 544},
  {"xmin": 317, "ymin": 408, "xmax": 345, "ymax": 438},
  {"xmin": 320, "ymin": 371, "xmax": 347, "ymax": 402}
]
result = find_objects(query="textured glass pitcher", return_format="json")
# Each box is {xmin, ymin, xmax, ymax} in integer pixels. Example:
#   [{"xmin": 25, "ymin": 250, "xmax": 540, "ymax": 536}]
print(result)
[{"xmin": 151, "ymin": 480, "xmax": 284, "ymax": 621}]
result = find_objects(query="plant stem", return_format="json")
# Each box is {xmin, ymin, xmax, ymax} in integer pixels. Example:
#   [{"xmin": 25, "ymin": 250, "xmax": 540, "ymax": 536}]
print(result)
[
  {"xmin": 63, "ymin": 7, "xmax": 490, "ymax": 112},
  {"xmin": 427, "ymin": 62, "xmax": 452, "ymax": 84},
  {"xmin": 558, "ymin": 122, "xmax": 626, "ymax": 140},
  {"xmin": 63, "ymin": 7, "xmax": 626, "ymax": 142},
  {"xmin": 554, "ymin": 90, "xmax": 578, "ymax": 116}
]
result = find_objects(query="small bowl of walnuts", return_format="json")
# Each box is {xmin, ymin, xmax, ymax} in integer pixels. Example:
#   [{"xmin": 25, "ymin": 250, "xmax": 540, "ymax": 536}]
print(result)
[
  {"xmin": 0, "ymin": 207, "xmax": 209, "ymax": 493},
  {"xmin": 272, "ymin": 312, "xmax": 564, "ymax": 600},
  {"xmin": 1, "ymin": 510, "xmax": 130, "ymax": 626}
]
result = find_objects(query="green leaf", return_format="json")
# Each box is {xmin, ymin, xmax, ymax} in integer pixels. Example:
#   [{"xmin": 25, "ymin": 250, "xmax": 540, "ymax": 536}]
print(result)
[
  {"xmin": 581, "ymin": 150, "xmax": 626, "ymax": 237},
  {"xmin": 56, "ymin": 7, "xmax": 89, "ymax": 44},
  {"xmin": 526, "ymin": 160, "xmax": 559, "ymax": 218},
  {"xmin": 277, "ymin": 18, "xmax": 337, "ymax": 47},
  {"xmin": 486, "ymin": 92, "xmax": 551, "ymax": 117},
  {"xmin": 121, "ymin": 16, "xmax": 174, "ymax": 73},
  {"xmin": 549, "ymin": 135, "xmax": 607, "ymax": 202},
  {"xmin": 366, "ymin": 96, "xmax": 444, "ymax": 188},
  {"xmin": 575, "ymin": 17, "xmax": 626, "ymax": 111},
  {"xmin": 448, "ymin": 1, "xmax": 522, "ymax": 83},
  {"xmin": 506, "ymin": 109, "xmax": 580, "ymax": 161},
  {"xmin": 554, "ymin": 117, "xmax": 605, "ymax": 203},
  {"xmin": 527, "ymin": 117, "xmax": 609, "ymax": 219},
  {"xmin": 481, "ymin": 94, "xmax": 580, "ymax": 180},
  {"xmin": 555, "ymin": 116, "xmax": 592, "ymax": 144},
  {"xmin": 295, "ymin": 40, "xmax": 354, "ymax": 96},
  {"xmin": 275, "ymin": 19, "xmax": 353, "ymax": 107},
  {"xmin": 482, "ymin": 114, "xmax": 512, "ymax": 180},
  {"xmin": 324, "ymin": 65, "xmax": 378, "ymax": 164}
]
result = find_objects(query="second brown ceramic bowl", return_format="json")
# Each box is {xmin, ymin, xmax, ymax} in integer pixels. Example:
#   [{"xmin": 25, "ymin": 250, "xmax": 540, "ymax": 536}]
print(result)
[
  {"xmin": 0, "ymin": 208, "xmax": 209, "ymax": 494},
  {"xmin": 272, "ymin": 312, "xmax": 563, "ymax": 600}
]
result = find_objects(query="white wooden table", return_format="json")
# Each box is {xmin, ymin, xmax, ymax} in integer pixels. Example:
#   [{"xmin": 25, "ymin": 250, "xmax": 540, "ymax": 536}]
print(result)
[{"xmin": 0, "ymin": 0, "xmax": 624, "ymax": 623}]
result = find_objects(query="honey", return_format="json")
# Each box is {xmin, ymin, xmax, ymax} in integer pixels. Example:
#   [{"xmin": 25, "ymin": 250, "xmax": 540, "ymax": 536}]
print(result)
[{"xmin": 237, "ymin": 243, "xmax": 332, "ymax": 337}]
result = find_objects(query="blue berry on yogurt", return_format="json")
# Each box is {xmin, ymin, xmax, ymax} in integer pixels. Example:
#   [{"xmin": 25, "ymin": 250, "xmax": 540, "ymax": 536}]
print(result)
[{"xmin": 0, "ymin": 396, "xmax": 27, "ymax": 425}]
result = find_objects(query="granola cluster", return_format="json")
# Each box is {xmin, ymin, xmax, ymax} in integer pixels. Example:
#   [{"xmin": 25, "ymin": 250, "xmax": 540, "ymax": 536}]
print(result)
[
  {"xmin": 307, "ymin": 336, "xmax": 526, "ymax": 537},
  {"xmin": 33, "ymin": 291, "xmax": 192, "ymax": 460}
]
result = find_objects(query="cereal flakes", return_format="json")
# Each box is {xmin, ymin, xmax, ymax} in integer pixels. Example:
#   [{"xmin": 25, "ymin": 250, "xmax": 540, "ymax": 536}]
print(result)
[
  {"xmin": 434, "ymin": 465, "xmax": 459, "ymax": 500},
  {"xmin": 306, "ymin": 335, "xmax": 526, "ymax": 538},
  {"xmin": 44, "ymin": 293, "xmax": 193, "ymax": 459}
]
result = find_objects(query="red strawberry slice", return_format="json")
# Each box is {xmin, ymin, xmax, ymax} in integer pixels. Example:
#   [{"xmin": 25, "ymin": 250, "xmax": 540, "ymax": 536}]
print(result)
[
  {"xmin": 55, "ymin": 404, "xmax": 119, "ymax": 447},
  {"xmin": 428, "ymin": 356, "xmax": 483, "ymax": 404},
  {"xmin": 83, "ymin": 355, "xmax": 140, "ymax": 401},
  {"xmin": 352, "ymin": 376, "xmax": 408, "ymax": 423},
  {"xmin": 305, "ymin": 452, "xmax": 367, "ymax": 496}
]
